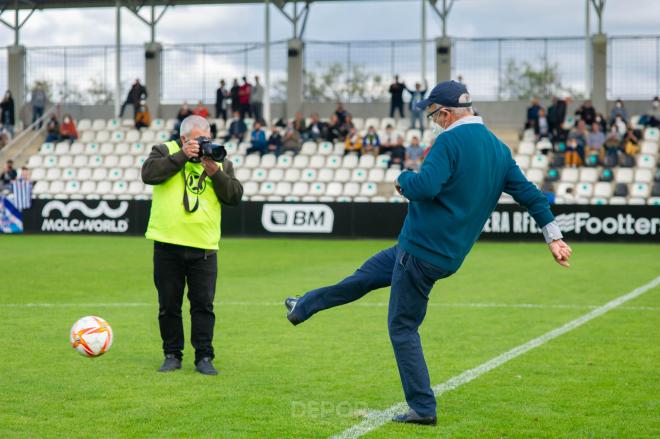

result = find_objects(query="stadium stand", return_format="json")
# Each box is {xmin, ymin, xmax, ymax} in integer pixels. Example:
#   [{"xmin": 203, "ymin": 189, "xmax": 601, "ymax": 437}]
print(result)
[{"xmin": 25, "ymin": 114, "xmax": 659, "ymax": 205}]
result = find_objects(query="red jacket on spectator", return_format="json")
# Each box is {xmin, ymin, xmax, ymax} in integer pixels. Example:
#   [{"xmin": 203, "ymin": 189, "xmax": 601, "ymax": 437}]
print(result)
[
  {"xmin": 60, "ymin": 118, "xmax": 78, "ymax": 139},
  {"xmin": 238, "ymin": 83, "xmax": 251, "ymax": 105},
  {"xmin": 193, "ymin": 106, "xmax": 209, "ymax": 119}
]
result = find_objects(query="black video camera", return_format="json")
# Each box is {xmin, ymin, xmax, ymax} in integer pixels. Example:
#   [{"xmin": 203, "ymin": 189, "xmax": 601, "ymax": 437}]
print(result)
[{"xmin": 189, "ymin": 136, "xmax": 227, "ymax": 163}]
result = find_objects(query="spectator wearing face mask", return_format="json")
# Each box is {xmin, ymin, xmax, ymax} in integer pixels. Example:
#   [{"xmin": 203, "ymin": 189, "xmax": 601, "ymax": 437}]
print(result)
[
  {"xmin": 224, "ymin": 111, "xmax": 247, "ymax": 141},
  {"xmin": 282, "ymin": 121, "xmax": 302, "ymax": 155},
  {"xmin": 45, "ymin": 114, "xmax": 60, "ymax": 142},
  {"xmin": 380, "ymin": 124, "xmax": 397, "ymax": 154},
  {"xmin": 388, "ymin": 135, "xmax": 407, "ymax": 168},
  {"xmin": 59, "ymin": 114, "xmax": 79, "ymax": 142},
  {"xmin": 362, "ymin": 126, "xmax": 381, "ymax": 156},
  {"xmin": 344, "ymin": 127, "xmax": 363, "ymax": 156},
  {"xmin": 405, "ymin": 136, "xmax": 424, "ymax": 171},
  {"xmin": 609, "ymin": 99, "xmax": 628, "ymax": 124}
]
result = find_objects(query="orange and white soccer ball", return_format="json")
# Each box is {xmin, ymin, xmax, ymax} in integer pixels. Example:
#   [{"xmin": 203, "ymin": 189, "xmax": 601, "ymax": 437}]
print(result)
[{"xmin": 70, "ymin": 316, "xmax": 113, "ymax": 357}]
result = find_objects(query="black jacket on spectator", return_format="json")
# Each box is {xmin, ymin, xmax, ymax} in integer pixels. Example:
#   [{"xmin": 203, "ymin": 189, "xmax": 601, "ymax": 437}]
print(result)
[
  {"xmin": 127, "ymin": 84, "xmax": 147, "ymax": 105},
  {"xmin": 1, "ymin": 97, "xmax": 15, "ymax": 125},
  {"xmin": 389, "ymin": 82, "xmax": 405, "ymax": 104},
  {"xmin": 576, "ymin": 106, "xmax": 596, "ymax": 125}
]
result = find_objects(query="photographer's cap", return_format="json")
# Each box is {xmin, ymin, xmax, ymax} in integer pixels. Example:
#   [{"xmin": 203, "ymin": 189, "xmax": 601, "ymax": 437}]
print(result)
[{"xmin": 416, "ymin": 80, "xmax": 472, "ymax": 110}]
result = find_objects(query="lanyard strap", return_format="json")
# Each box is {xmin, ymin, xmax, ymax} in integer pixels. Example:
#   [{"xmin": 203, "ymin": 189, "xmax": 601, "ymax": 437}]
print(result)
[{"xmin": 182, "ymin": 167, "xmax": 208, "ymax": 213}]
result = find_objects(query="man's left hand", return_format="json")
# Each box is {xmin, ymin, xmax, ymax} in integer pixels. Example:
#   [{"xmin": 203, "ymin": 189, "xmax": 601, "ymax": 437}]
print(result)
[{"xmin": 201, "ymin": 157, "xmax": 219, "ymax": 176}]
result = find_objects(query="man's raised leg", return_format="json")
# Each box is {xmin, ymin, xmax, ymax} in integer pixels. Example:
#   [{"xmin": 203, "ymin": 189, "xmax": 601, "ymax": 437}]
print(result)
[{"xmin": 287, "ymin": 245, "xmax": 397, "ymax": 324}]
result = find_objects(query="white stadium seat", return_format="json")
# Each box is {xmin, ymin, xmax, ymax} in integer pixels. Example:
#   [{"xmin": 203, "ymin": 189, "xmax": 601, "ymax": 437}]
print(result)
[
  {"xmin": 358, "ymin": 154, "xmax": 376, "ymax": 168},
  {"xmin": 62, "ymin": 167, "xmax": 76, "ymax": 180},
  {"xmin": 39, "ymin": 142, "xmax": 55, "ymax": 154},
  {"xmin": 108, "ymin": 168, "xmax": 123, "ymax": 181},
  {"xmin": 615, "ymin": 168, "xmax": 634, "ymax": 183},
  {"xmin": 77, "ymin": 119, "xmax": 91, "ymax": 131},
  {"xmin": 124, "ymin": 168, "xmax": 139, "ymax": 181},
  {"xmin": 92, "ymin": 119, "xmax": 106, "ymax": 130},
  {"xmin": 593, "ymin": 182, "xmax": 612, "ymax": 198},
  {"xmin": 561, "ymin": 168, "xmax": 579, "ymax": 183},
  {"xmin": 326, "ymin": 156, "xmax": 342, "ymax": 169},
  {"xmin": 46, "ymin": 168, "xmax": 61, "ymax": 181},
  {"xmin": 58, "ymin": 155, "xmax": 73, "ymax": 168},
  {"xmin": 326, "ymin": 182, "xmax": 343, "ymax": 197},
  {"xmin": 243, "ymin": 181, "xmax": 258, "ymax": 196},
  {"xmin": 96, "ymin": 130, "xmax": 111, "ymax": 143},
  {"xmin": 343, "ymin": 182, "xmax": 360, "ymax": 197},
  {"xmin": 309, "ymin": 155, "xmax": 325, "ymax": 168},
  {"xmin": 292, "ymin": 155, "xmax": 309, "ymax": 169},
  {"xmin": 644, "ymin": 127, "xmax": 659, "ymax": 141},
  {"xmin": 385, "ymin": 168, "xmax": 401, "ymax": 182},
  {"xmin": 360, "ymin": 182, "xmax": 378, "ymax": 197},
  {"xmin": 309, "ymin": 182, "xmax": 326, "ymax": 196},
  {"xmin": 376, "ymin": 154, "xmax": 391, "ymax": 168},
  {"xmin": 229, "ymin": 155, "xmax": 244, "ymax": 168},
  {"xmin": 630, "ymin": 183, "xmax": 650, "ymax": 198},
  {"xmin": 635, "ymin": 169, "xmax": 653, "ymax": 183},
  {"xmin": 100, "ymin": 143, "xmax": 114, "ymax": 155},
  {"xmin": 268, "ymin": 168, "xmax": 284, "ymax": 181},
  {"xmin": 284, "ymin": 168, "xmax": 301, "ymax": 182},
  {"xmin": 28, "ymin": 155, "xmax": 43, "ymax": 167},
  {"xmin": 84, "ymin": 143, "xmax": 100, "ymax": 155},
  {"xmin": 317, "ymin": 168, "xmax": 334, "ymax": 182},
  {"xmin": 65, "ymin": 180, "xmax": 81, "ymax": 195},
  {"xmin": 259, "ymin": 182, "xmax": 276, "ymax": 195},
  {"xmin": 77, "ymin": 168, "xmax": 92, "ymax": 180},
  {"xmin": 80, "ymin": 181, "xmax": 96, "ymax": 195},
  {"xmin": 575, "ymin": 183, "xmax": 593, "ymax": 198},
  {"xmin": 637, "ymin": 154, "xmax": 655, "ymax": 169},
  {"xmin": 300, "ymin": 168, "xmax": 317, "ymax": 182},
  {"xmin": 514, "ymin": 154, "xmax": 530, "ymax": 169},
  {"xmin": 275, "ymin": 182, "xmax": 292, "ymax": 196},
  {"xmin": 352, "ymin": 168, "xmax": 368, "ymax": 182},
  {"xmin": 235, "ymin": 168, "xmax": 251, "ymax": 182},
  {"xmin": 301, "ymin": 142, "xmax": 317, "ymax": 155},
  {"xmin": 292, "ymin": 182, "xmax": 309, "ymax": 197},
  {"xmin": 368, "ymin": 168, "xmax": 385, "ymax": 183},
  {"xmin": 261, "ymin": 154, "xmax": 277, "ymax": 168},
  {"xmin": 518, "ymin": 141, "xmax": 535, "ymax": 155},
  {"xmin": 343, "ymin": 154, "xmax": 359, "ymax": 169},
  {"xmin": 70, "ymin": 142, "xmax": 85, "ymax": 155},
  {"xmin": 335, "ymin": 168, "xmax": 350, "ymax": 183},
  {"xmin": 244, "ymin": 154, "xmax": 261, "ymax": 168},
  {"xmin": 81, "ymin": 131, "xmax": 95, "ymax": 143},
  {"xmin": 640, "ymin": 141, "xmax": 658, "ymax": 155},
  {"xmin": 31, "ymin": 168, "xmax": 46, "ymax": 180},
  {"xmin": 105, "ymin": 155, "xmax": 119, "ymax": 168},
  {"xmin": 43, "ymin": 155, "xmax": 58, "ymax": 167},
  {"xmin": 115, "ymin": 143, "xmax": 130, "ymax": 155},
  {"xmin": 55, "ymin": 142, "xmax": 69, "ymax": 155},
  {"xmin": 579, "ymin": 168, "xmax": 598, "ymax": 183},
  {"xmin": 317, "ymin": 142, "xmax": 333, "ymax": 155},
  {"xmin": 92, "ymin": 168, "xmax": 108, "ymax": 181},
  {"xmin": 251, "ymin": 168, "xmax": 267, "ymax": 182}
]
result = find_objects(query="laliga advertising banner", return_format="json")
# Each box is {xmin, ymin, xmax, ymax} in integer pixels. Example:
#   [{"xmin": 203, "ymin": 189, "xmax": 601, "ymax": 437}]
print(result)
[{"xmin": 20, "ymin": 200, "xmax": 660, "ymax": 242}]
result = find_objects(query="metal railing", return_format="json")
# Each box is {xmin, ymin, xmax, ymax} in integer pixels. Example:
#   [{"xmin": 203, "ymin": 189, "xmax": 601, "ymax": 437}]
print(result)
[
  {"xmin": 1, "ymin": 35, "xmax": 657, "ymax": 105},
  {"xmin": 0, "ymin": 105, "xmax": 59, "ymax": 164}
]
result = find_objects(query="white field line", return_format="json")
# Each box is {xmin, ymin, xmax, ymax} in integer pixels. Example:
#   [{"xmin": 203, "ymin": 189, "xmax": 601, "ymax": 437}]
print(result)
[
  {"xmin": 331, "ymin": 275, "xmax": 660, "ymax": 439},
  {"xmin": 0, "ymin": 301, "xmax": 659, "ymax": 311}
]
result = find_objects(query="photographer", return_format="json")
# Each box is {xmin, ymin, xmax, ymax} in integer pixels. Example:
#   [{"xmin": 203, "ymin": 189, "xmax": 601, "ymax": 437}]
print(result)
[{"xmin": 141, "ymin": 115, "xmax": 243, "ymax": 375}]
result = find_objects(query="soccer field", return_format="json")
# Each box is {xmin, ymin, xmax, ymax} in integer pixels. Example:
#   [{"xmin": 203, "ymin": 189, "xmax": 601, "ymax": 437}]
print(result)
[{"xmin": 1, "ymin": 235, "xmax": 659, "ymax": 438}]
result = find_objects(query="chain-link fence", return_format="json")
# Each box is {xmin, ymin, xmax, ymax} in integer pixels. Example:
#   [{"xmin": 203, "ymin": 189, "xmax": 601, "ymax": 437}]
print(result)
[
  {"xmin": 25, "ymin": 45, "xmax": 144, "ymax": 105},
  {"xmin": 609, "ymin": 35, "xmax": 660, "ymax": 100},
  {"xmin": 9, "ymin": 36, "xmax": 660, "ymax": 105},
  {"xmin": 161, "ymin": 41, "xmax": 287, "ymax": 104},
  {"xmin": 0, "ymin": 48, "xmax": 6, "ymax": 95}
]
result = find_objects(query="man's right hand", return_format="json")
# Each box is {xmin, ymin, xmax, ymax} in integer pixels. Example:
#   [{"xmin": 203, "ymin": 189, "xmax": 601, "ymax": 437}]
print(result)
[
  {"xmin": 549, "ymin": 239, "xmax": 572, "ymax": 268},
  {"xmin": 182, "ymin": 139, "xmax": 200, "ymax": 159}
]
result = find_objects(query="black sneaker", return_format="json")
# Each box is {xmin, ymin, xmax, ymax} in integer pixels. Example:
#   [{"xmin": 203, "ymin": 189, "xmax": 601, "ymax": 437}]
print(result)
[
  {"xmin": 392, "ymin": 409, "xmax": 437, "ymax": 426},
  {"xmin": 284, "ymin": 297, "xmax": 302, "ymax": 326},
  {"xmin": 158, "ymin": 354, "xmax": 182, "ymax": 372},
  {"xmin": 195, "ymin": 357, "xmax": 218, "ymax": 375}
]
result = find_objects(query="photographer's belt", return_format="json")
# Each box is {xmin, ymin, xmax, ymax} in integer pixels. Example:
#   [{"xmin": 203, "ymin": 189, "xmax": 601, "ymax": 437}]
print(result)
[{"xmin": 182, "ymin": 168, "xmax": 207, "ymax": 213}]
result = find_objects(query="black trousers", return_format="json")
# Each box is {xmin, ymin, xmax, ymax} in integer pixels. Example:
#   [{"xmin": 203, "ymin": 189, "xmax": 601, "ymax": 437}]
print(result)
[
  {"xmin": 153, "ymin": 241, "xmax": 217, "ymax": 363},
  {"xmin": 390, "ymin": 100, "xmax": 405, "ymax": 118}
]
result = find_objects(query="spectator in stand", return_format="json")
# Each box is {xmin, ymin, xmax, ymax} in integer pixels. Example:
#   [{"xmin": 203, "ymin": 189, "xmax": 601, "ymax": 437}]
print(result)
[
  {"xmin": 1, "ymin": 90, "xmax": 15, "ymax": 137},
  {"xmin": 388, "ymin": 134, "xmax": 406, "ymax": 168},
  {"xmin": 603, "ymin": 126, "xmax": 621, "ymax": 161},
  {"xmin": 1, "ymin": 160, "xmax": 17, "ymax": 189},
  {"xmin": 12, "ymin": 166, "xmax": 32, "ymax": 211},
  {"xmin": 536, "ymin": 108, "xmax": 550, "ymax": 140},
  {"xmin": 59, "ymin": 114, "xmax": 78, "ymax": 142},
  {"xmin": 246, "ymin": 121, "xmax": 267, "ymax": 155},
  {"xmin": 31, "ymin": 83, "xmax": 48, "ymax": 128},
  {"xmin": 525, "ymin": 98, "xmax": 542, "ymax": 129},
  {"xmin": 335, "ymin": 103, "xmax": 348, "ymax": 124},
  {"xmin": 339, "ymin": 114, "xmax": 354, "ymax": 139},
  {"xmin": 325, "ymin": 114, "xmax": 343, "ymax": 142},
  {"xmin": 553, "ymin": 96, "xmax": 572, "ymax": 141},
  {"xmin": 281, "ymin": 121, "xmax": 302, "ymax": 155},
  {"xmin": 177, "ymin": 102, "xmax": 193, "ymax": 122},
  {"xmin": 344, "ymin": 127, "xmax": 363, "ymax": 156},
  {"xmin": 251, "ymin": 75, "xmax": 264, "ymax": 123},
  {"xmin": 267, "ymin": 126, "xmax": 283, "ymax": 156},
  {"xmin": 405, "ymin": 136, "xmax": 424, "ymax": 171},
  {"xmin": 408, "ymin": 81, "xmax": 428, "ymax": 133},
  {"xmin": 571, "ymin": 119, "xmax": 588, "ymax": 164},
  {"xmin": 623, "ymin": 128, "xmax": 640, "ymax": 156},
  {"xmin": 613, "ymin": 114, "xmax": 627, "ymax": 137},
  {"xmin": 135, "ymin": 101, "xmax": 152, "ymax": 130},
  {"xmin": 362, "ymin": 126, "xmax": 381, "ymax": 155},
  {"xmin": 238, "ymin": 77, "xmax": 252, "ymax": 119},
  {"xmin": 293, "ymin": 111, "xmax": 306, "ymax": 134},
  {"xmin": 215, "ymin": 79, "xmax": 229, "ymax": 121},
  {"xmin": 225, "ymin": 111, "xmax": 247, "ymax": 141},
  {"xmin": 388, "ymin": 75, "xmax": 406, "ymax": 118},
  {"xmin": 595, "ymin": 112, "xmax": 607, "ymax": 134},
  {"xmin": 45, "ymin": 114, "xmax": 60, "ymax": 142},
  {"xmin": 305, "ymin": 113, "xmax": 326, "ymax": 141},
  {"xmin": 193, "ymin": 101, "xmax": 209, "ymax": 119},
  {"xmin": 547, "ymin": 96, "xmax": 558, "ymax": 139},
  {"xmin": 564, "ymin": 137, "xmax": 580, "ymax": 168},
  {"xmin": 380, "ymin": 124, "xmax": 397, "ymax": 154},
  {"xmin": 610, "ymin": 99, "xmax": 628, "ymax": 124},
  {"xmin": 640, "ymin": 96, "xmax": 660, "ymax": 127},
  {"xmin": 120, "ymin": 79, "xmax": 147, "ymax": 118},
  {"xmin": 230, "ymin": 79, "xmax": 240, "ymax": 114},
  {"xmin": 575, "ymin": 99, "xmax": 596, "ymax": 126},
  {"xmin": 587, "ymin": 122, "xmax": 605, "ymax": 160}
]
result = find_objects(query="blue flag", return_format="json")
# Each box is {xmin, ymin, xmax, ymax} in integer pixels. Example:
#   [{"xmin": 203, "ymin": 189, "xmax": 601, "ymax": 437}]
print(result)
[{"xmin": 1, "ymin": 196, "xmax": 23, "ymax": 233}]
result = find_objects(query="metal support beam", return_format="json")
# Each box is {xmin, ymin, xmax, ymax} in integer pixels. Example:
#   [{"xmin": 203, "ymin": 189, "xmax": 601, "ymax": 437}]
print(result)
[
  {"xmin": 429, "ymin": 0, "xmax": 454, "ymax": 38},
  {"xmin": 264, "ymin": 0, "xmax": 271, "ymax": 125},
  {"xmin": 125, "ymin": 0, "xmax": 171, "ymax": 43},
  {"xmin": 585, "ymin": 0, "xmax": 591, "ymax": 98},
  {"xmin": 591, "ymin": 0, "xmax": 606, "ymax": 34},
  {"xmin": 421, "ymin": 0, "xmax": 426, "ymax": 82},
  {"xmin": 0, "ymin": 0, "xmax": 37, "ymax": 46},
  {"xmin": 274, "ymin": 0, "xmax": 311, "ymax": 39},
  {"xmin": 115, "ymin": 0, "xmax": 121, "ymax": 117}
]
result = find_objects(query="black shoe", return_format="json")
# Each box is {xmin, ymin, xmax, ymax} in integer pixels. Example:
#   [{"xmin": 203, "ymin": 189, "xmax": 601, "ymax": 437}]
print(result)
[
  {"xmin": 392, "ymin": 409, "xmax": 437, "ymax": 426},
  {"xmin": 158, "ymin": 354, "xmax": 182, "ymax": 372},
  {"xmin": 195, "ymin": 357, "xmax": 218, "ymax": 375},
  {"xmin": 284, "ymin": 297, "xmax": 302, "ymax": 326}
]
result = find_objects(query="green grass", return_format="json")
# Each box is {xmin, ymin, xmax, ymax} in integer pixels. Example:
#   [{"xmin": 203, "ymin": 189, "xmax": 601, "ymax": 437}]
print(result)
[{"xmin": 0, "ymin": 236, "xmax": 659, "ymax": 438}]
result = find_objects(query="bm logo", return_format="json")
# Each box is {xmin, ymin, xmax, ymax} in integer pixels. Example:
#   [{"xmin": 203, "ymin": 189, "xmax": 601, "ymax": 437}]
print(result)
[{"xmin": 262, "ymin": 204, "xmax": 334, "ymax": 233}]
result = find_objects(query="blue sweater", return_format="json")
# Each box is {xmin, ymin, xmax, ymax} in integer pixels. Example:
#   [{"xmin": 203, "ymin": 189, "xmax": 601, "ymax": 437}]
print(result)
[{"xmin": 397, "ymin": 122, "xmax": 554, "ymax": 272}]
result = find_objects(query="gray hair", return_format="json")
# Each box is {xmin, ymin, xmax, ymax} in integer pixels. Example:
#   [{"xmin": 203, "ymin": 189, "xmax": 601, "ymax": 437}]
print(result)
[
  {"xmin": 445, "ymin": 92, "xmax": 474, "ymax": 116},
  {"xmin": 180, "ymin": 115, "xmax": 210, "ymax": 138}
]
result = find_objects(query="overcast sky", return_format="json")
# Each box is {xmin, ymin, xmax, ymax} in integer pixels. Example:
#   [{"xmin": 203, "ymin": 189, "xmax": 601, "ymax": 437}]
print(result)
[{"xmin": 0, "ymin": 0, "xmax": 658, "ymax": 46}]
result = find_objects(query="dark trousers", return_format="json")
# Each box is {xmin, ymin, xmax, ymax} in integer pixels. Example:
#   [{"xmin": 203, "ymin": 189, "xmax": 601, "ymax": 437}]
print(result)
[
  {"xmin": 390, "ymin": 101, "xmax": 405, "ymax": 118},
  {"xmin": 239, "ymin": 103, "xmax": 251, "ymax": 119},
  {"xmin": 119, "ymin": 101, "xmax": 137, "ymax": 118},
  {"xmin": 292, "ymin": 245, "xmax": 452, "ymax": 417},
  {"xmin": 32, "ymin": 106, "xmax": 44, "ymax": 128},
  {"xmin": 215, "ymin": 106, "xmax": 227, "ymax": 121},
  {"xmin": 153, "ymin": 241, "xmax": 218, "ymax": 363}
]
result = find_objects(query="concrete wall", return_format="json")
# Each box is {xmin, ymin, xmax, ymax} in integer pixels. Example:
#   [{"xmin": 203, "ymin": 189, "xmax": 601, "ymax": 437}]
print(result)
[{"xmin": 59, "ymin": 99, "xmax": 657, "ymax": 132}]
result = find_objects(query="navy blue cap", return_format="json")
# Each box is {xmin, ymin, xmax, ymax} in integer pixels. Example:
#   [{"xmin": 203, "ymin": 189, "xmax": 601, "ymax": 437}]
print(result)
[{"xmin": 415, "ymin": 80, "xmax": 471, "ymax": 111}]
